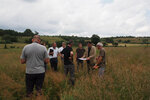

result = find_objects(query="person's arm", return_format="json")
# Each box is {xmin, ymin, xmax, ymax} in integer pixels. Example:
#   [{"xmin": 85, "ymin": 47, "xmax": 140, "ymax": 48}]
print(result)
[
  {"xmin": 95, "ymin": 56, "xmax": 102, "ymax": 66},
  {"xmin": 21, "ymin": 59, "xmax": 26, "ymax": 64},
  {"xmin": 49, "ymin": 48, "xmax": 54, "ymax": 56},
  {"xmin": 93, "ymin": 56, "xmax": 102, "ymax": 69},
  {"xmin": 75, "ymin": 53, "xmax": 77, "ymax": 60},
  {"xmin": 44, "ymin": 47, "xmax": 49, "ymax": 64},
  {"xmin": 44, "ymin": 58, "xmax": 49, "ymax": 64},
  {"xmin": 57, "ymin": 48, "xmax": 61, "ymax": 56},
  {"xmin": 20, "ymin": 47, "xmax": 26, "ymax": 64},
  {"xmin": 61, "ymin": 49, "xmax": 64, "ymax": 58},
  {"xmin": 49, "ymin": 52, "xmax": 53, "ymax": 55},
  {"xmin": 75, "ymin": 49, "xmax": 78, "ymax": 60},
  {"xmin": 82, "ymin": 54, "xmax": 85, "ymax": 58},
  {"xmin": 82, "ymin": 48, "xmax": 87, "ymax": 58},
  {"xmin": 48, "ymin": 48, "xmax": 50, "ymax": 55},
  {"xmin": 69, "ymin": 48, "xmax": 73, "ymax": 60},
  {"xmin": 93, "ymin": 49, "xmax": 105, "ymax": 69}
]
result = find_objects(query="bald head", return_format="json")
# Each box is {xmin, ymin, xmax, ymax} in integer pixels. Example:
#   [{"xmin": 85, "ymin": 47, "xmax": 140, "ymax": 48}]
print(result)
[
  {"xmin": 32, "ymin": 35, "xmax": 41, "ymax": 43},
  {"xmin": 33, "ymin": 35, "xmax": 40, "ymax": 39}
]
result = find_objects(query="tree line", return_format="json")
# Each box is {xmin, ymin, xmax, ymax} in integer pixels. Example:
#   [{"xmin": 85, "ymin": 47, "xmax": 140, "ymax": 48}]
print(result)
[
  {"xmin": 0, "ymin": 28, "xmax": 149, "ymax": 48},
  {"xmin": 0, "ymin": 29, "xmax": 38, "ymax": 36}
]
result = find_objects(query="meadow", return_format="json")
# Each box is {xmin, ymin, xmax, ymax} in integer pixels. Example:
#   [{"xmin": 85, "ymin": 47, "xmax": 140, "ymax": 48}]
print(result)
[{"xmin": 0, "ymin": 45, "xmax": 150, "ymax": 100}]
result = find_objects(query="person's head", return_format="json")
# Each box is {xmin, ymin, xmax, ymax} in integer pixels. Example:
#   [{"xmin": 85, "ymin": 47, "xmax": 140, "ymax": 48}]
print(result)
[
  {"xmin": 68, "ymin": 40, "xmax": 73, "ymax": 47},
  {"xmin": 96, "ymin": 42, "xmax": 103, "ymax": 50},
  {"xmin": 52, "ymin": 42, "xmax": 57, "ymax": 48},
  {"xmin": 87, "ymin": 41, "xmax": 92, "ymax": 48},
  {"xmin": 78, "ymin": 43, "xmax": 83, "ymax": 48},
  {"xmin": 32, "ymin": 35, "xmax": 41, "ymax": 43},
  {"xmin": 62, "ymin": 42, "xmax": 66, "ymax": 48}
]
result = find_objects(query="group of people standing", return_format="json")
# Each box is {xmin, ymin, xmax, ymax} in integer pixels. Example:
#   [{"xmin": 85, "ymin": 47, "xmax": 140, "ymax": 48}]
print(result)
[{"xmin": 20, "ymin": 35, "xmax": 106, "ymax": 97}]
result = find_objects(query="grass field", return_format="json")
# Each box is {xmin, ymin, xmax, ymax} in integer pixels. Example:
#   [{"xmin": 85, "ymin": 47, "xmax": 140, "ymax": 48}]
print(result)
[
  {"xmin": 0, "ymin": 43, "xmax": 149, "ymax": 50},
  {"xmin": 113, "ymin": 37, "xmax": 150, "ymax": 44},
  {"xmin": 0, "ymin": 46, "xmax": 150, "ymax": 100}
]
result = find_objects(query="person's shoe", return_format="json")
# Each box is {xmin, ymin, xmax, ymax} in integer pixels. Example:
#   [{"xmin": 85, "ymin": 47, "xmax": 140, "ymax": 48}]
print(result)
[
  {"xmin": 26, "ymin": 93, "xmax": 33, "ymax": 98},
  {"xmin": 36, "ymin": 90, "xmax": 43, "ymax": 96}
]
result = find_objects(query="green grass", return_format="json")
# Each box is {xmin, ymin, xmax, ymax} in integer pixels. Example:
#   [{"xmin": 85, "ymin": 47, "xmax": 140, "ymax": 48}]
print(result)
[{"xmin": 0, "ymin": 47, "xmax": 150, "ymax": 100}]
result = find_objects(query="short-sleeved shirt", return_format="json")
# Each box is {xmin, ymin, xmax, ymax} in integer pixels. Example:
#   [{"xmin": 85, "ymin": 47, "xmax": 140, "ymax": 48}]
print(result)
[
  {"xmin": 48, "ymin": 47, "xmax": 59, "ymax": 59},
  {"xmin": 76, "ymin": 48, "xmax": 85, "ymax": 59},
  {"xmin": 61, "ymin": 46, "xmax": 73, "ymax": 65},
  {"xmin": 98, "ymin": 48, "xmax": 106, "ymax": 68},
  {"xmin": 59, "ymin": 47, "xmax": 65, "ymax": 53},
  {"xmin": 21, "ymin": 42, "xmax": 49, "ymax": 74}
]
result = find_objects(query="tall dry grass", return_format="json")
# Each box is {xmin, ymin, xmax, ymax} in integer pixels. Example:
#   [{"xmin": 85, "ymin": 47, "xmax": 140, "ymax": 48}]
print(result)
[
  {"xmin": 0, "ymin": 47, "xmax": 150, "ymax": 100},
  {"xmin": 61, "ymin": 47, "xmax": 150, "ymax": 100}
]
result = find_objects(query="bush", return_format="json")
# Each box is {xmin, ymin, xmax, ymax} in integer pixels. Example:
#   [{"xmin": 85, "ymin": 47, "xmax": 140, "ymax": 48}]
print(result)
[
  {"xmin": 112, "ymin": 42, "xmax": 118, "ymax": 47},
  {"xmin": 24, "ymin": 37, "xmax": 32, "ymax": 43},
  {"xmin": 10, "ymin": 46, "xmax": 15, "ymax": 48},
  {"xmin": 103, "ymin": 42, "xmax": 108, "ymax": 47}
]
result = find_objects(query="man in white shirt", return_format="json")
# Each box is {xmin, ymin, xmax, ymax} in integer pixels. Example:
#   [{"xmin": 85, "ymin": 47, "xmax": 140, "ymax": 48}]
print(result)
[
  {"xmin": 59, "ymin": 42, "xmax": 66, "ymax": 53},
  {"xmin": 48, "ymin": 42, "xmax": 59, "ymax": 71}
]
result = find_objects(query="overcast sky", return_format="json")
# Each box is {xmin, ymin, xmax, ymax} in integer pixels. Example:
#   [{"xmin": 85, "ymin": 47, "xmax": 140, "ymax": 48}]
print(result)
[{"xmin": 0, "ymin": 0, "xmax": 150, "ymax": 37}]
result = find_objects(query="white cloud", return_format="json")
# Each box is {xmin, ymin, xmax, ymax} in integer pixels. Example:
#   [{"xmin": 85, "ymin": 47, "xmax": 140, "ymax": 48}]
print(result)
[{"xmin": 0, "ymin": 0, "xmax": 150, "ymax": 37}]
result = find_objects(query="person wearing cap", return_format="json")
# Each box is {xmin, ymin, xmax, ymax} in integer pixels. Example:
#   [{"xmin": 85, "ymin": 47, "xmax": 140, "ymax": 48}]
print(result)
[
  {"xmin": 93, "ymin": 42, "xmax": 106, "ymax": 76},
  {"xmin": 61, "ymin": 40, "xmax": 75, "ymax": 85},
  {"xmin": 20, "ymin": 35, "xmax": 49, "ymax": 97},
  {"xmin": 82, "ymin": 41, "xmax": 96, "ymax": 73}
]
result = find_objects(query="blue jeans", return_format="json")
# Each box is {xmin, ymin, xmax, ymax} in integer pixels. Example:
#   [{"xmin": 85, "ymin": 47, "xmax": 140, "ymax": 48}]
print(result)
[{"xmin": 99, "ymin": 67, "xmax": 105, "ymax": 76}]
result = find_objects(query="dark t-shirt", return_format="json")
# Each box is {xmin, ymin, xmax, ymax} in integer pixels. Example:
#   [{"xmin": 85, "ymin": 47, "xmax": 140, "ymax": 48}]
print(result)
[
  {"xmin": 76, "ymin": 48, "xmax": 85, "ymax": 59},
  {"xmin": 87, "ymin": 47, "xmax": 91, "ymax": 64},
  {"xmin": 88, "ymin": 47, "xmax": 91, "ymax": 57},
  {"xmin": 61, "ymin": 46, "xmax": 73, "ymax": 65}
]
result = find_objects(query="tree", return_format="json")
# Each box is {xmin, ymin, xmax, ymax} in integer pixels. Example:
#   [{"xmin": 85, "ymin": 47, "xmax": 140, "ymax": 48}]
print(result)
[
  {"xmin": 2, "ymin": 35, "xmax": 12, "ymax": 43},
  {"xmin": 79, "ymin": 39, "xmax": 86, "ymax": 46},
  {"xmin": 10, "ymin": 36, "xmax": 18, "ymax": 42},
  {"xmin": 1, "ymin": 35, "xmax": 12, "ymax": 49},
  {"xmin": 24, "ymin": 29, "xmax": 34, "ymax": 36},
  {"xmin": 35, "ymin": 31, "xmax": 39, "ymax": 35},
  {"xmin": 91, "ymin": 34, "xmax": 100, "ymax": 45},
  {"xmin": 143, "ymin": 39, "xmax": 149, "ymax": 47}
]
